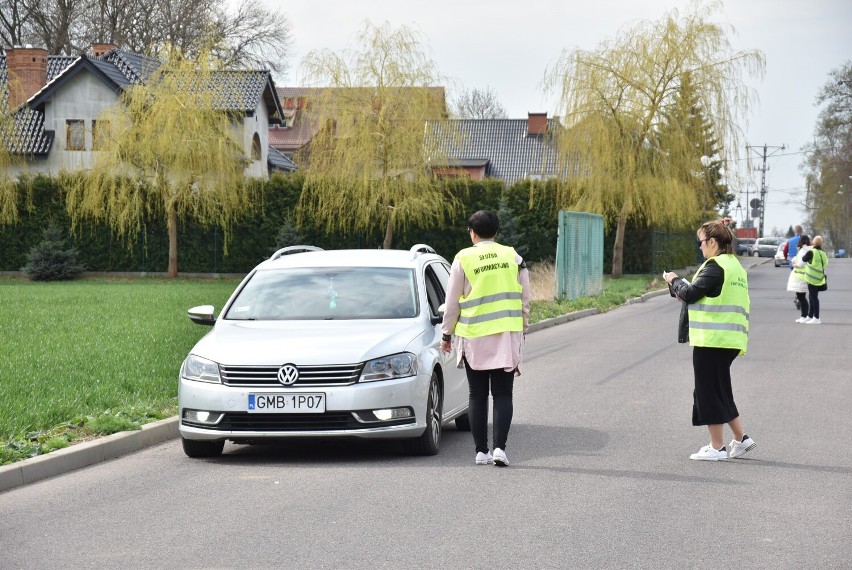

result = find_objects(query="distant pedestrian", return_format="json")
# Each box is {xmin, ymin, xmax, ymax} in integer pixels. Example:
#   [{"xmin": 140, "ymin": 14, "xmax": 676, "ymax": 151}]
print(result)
[
  {"xmin": 784, "ymin": 225, "xmax": 804, "ymax": 310},
  {"xmin": 663, "ymin": 218, "xmax": 756, "ymax": 461},
  {"xmin": 801, "ymin": 235, "xmax": 829, "ymax": 324},
  {"xmin": 788, "ymin": 235, "xmax": 812, "ymax": 323},
  {"xmin": 441, "ymin": 210, "xmax": 530, "ymax": 467}
]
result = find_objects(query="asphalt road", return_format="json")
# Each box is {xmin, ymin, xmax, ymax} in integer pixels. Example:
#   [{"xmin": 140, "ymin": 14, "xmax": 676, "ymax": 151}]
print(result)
[{"xmin": 1, "ymin": 257, "xmax": 850, "ymax": 569}]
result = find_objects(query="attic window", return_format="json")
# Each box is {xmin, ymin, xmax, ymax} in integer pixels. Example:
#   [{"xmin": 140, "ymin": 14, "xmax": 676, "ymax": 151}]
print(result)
[{"xmin": 66, "ymin": 120, "xmax": 85, "ymax": 151}]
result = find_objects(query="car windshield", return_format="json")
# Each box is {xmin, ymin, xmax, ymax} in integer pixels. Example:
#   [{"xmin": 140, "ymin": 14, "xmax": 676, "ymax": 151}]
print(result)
[{"xmin": 224, "ymin": 267, "xmax": 418, "ymax": 320}]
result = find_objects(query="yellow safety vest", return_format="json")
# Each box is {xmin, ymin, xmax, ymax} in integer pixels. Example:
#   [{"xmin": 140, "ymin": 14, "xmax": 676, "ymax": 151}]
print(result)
[
  {"xmin": 792, "ymin": 248, "xmax": 809, "ymax": 281},
  {"xmin": 453, "ymin": 243, "xmax": 523, "ymax": 338},
  {"xmin": 687, "ymin": 254, "xmax": 750, "ymax": 355},
  {"xmin": 803, "ymin": 248, "xmax": 827, "ymax": 287}
]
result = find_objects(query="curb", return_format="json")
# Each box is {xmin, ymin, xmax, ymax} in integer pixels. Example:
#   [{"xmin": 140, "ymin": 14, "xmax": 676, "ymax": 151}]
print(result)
[{"xmin": 0, "ymin": 417, "xmax": 179, "ymax": 494}]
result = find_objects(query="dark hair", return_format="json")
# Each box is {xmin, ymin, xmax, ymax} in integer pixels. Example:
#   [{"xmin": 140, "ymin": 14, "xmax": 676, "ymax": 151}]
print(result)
[
  {"xmin": 467, "ymin": 210, "xmax": 499, "ymax": 239},
  {"xmin": 798, "ymin": 234, "xmax": 811, "ymax": 247},
  {"xmin": 698, "ymin": 219, "xmax": 735, "ymax": 254}
]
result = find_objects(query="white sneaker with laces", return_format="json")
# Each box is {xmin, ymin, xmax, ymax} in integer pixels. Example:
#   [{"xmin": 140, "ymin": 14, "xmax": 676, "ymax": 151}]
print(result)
[
  {"xmin": 795, "ymin": 317, "xmax": 808, "ymax": 323},
  {"xmin": 689, "ymin": 444, "xmax": 728, "ymax": 461},
  {"xmin": 475, "ymin": 451, "xmax": 493, "ymax": 465},
  {"xmin": 728, "ymin": 436, "xmax": 757, "ymax": 459},
  {"xmin": 492, "ymin": 448, "xmax": 509, "ymax": 467},
  {"xmin": 806, "ymin": 317, "xmax": 821, "ymax": 324}
]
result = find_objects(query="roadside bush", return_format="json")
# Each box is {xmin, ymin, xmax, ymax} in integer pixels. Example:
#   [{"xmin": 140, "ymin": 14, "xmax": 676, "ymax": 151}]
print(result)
[{"xmin": 21, "ymin": 223, "xmax": 84, "ymax": 281}]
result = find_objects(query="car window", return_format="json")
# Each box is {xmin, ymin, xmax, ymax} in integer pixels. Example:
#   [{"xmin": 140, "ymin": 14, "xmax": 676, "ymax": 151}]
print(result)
[
  {"xmin": 225, "ymin": 267, "xmax": 418, "ymax": 320},
  {"xmin": 424, "ymin": 265, "xmax": 446, "ymax": 316}
]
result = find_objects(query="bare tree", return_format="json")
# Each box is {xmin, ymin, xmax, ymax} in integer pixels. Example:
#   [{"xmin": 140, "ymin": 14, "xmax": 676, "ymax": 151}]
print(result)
[
  {"xmin": 19, "ymin": 0, "xmax": 88, "ymax": 53},
  {"xmin": 0, "ymin": 0, "xmax": 36, "ymax": 47},
  {"xmin": 451, "ymin": 86, "xmax": 509, "ymax": 119},
  {"xmin": 209, "ymin": 0, "xmax": 292, "ymax": 75}
]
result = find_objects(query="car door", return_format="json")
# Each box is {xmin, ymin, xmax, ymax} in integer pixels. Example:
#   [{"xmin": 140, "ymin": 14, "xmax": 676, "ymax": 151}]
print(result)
[{"xmin": 424, "ymin": 262, "xmax": 467, "ymax": 420}]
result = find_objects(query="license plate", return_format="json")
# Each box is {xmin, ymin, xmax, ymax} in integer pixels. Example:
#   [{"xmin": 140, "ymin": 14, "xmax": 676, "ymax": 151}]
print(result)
[{"xmin": 247, "ymin": 393, "xmax": 325, "ymax": 414}]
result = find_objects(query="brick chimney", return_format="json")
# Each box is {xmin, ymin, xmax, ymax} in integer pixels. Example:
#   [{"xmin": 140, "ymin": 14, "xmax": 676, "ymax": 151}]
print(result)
[
  {"xmin": 91, "ymin": 43, "xmax": 118, "ymax": 58},
  {"xmin": 6, "ymin": 46, "xmax": 49, "ymax": 108},
  {"xmin": 527, "ymin": 112, "xmax": 548, "ymax": 136}
]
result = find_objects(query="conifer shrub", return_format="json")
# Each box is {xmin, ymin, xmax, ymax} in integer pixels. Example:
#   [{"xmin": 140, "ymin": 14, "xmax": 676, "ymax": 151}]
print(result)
[{"xmin": 21, "ymin": 223, "xmax": 85, "ymax": 281}]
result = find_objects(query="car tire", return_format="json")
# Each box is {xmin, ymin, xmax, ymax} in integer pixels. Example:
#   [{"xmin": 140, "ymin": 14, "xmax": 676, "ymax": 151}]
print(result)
[
  {"xmin": 181, "ymin": 437, "xmax": 224, "ymax": 458},
  {"xmin": 403, "ymin": 372, "xmax": 442, "ymax": 456},
  {"xmin": 752, "ymin": 251, "xmax": 759, "ymax": 257},
  {"xmin": 454, "ymin": 413, "xmax": 471, "ymax": 432}
]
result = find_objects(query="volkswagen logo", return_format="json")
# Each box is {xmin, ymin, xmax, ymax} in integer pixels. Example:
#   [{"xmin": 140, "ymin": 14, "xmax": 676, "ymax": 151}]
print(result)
[{"xmin": 277, "ymin": 364, "xmax": 299, "ymax": 385}]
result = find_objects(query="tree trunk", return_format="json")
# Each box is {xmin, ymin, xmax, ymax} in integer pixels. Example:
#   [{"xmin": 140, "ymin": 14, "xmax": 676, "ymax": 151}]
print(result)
[
  {"xmin": 611, "ymin": 215, "xmax": 626, "ymax": 278},
  {"xmin": 383, "ymin": 209, "xmax": 394, "ymax": 250},
  {"xmin": 167, "ymin": 205, "xmax": 178, "ymax": 278}
]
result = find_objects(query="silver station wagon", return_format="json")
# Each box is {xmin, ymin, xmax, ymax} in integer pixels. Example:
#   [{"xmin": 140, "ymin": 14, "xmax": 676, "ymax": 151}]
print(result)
[{"xmin": 178, "ymin": 245, "xmax": 470, "ymax": 458}]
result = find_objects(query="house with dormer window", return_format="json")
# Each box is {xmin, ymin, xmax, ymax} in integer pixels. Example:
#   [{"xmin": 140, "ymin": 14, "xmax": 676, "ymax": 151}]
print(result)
[{"xmin": 1, "ymin": 43, "xmax": 295, "ymax": 177}]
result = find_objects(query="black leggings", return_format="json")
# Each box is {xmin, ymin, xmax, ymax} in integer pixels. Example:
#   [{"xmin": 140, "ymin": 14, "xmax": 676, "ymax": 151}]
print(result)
[
  {"xmin": 796, "ymin": 292, "xmax": 809, "ymax": 318},
  {"xmin": 807, "ymin": 283, "xmax": 821, "ymax": 319},
  {"xmin": 463, "ymin": 357, "xmax": 514, "ymax": 453}
]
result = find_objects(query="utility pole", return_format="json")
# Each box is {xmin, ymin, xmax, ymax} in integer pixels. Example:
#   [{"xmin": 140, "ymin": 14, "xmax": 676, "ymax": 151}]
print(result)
[{"xmin": 747, "ymin": 143, "xmax": 786, "ymax": 236}]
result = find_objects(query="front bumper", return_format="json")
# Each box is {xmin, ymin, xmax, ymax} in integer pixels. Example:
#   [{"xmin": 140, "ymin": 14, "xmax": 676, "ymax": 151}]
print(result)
[{"xmin": 178, "ymin": 373, "xmax": 430, "ymax": 441}]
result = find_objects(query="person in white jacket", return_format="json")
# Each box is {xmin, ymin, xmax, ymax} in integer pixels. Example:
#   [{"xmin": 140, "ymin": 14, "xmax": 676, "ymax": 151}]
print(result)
[{"xmin": 787, "ymin": 234, "xmax": 812, "ymax": 323}]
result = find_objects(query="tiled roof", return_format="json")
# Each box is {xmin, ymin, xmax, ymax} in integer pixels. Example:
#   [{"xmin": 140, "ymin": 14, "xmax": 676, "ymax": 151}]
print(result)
[
  {"xmin": 267, "ymin": 145, "xmax": 298, "ymax": 172},
  {"xmin": 268, "ymin": 111, "xmax": 319, "ymax": 153},
  {"xmin": 3, "ymin": 107, "xmax": 54, "ymax": 155},
  {"xmin": 428, "ymin": 119, "xmax": 564, "ymax": 184}
]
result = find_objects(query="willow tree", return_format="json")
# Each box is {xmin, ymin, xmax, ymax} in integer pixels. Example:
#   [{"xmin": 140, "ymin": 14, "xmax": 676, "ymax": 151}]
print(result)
[
  {"xmin": 0, "ymin": 83, "xmax": 27, "ymax": 224},
  {"xmin": 64, "ymin": 46, "xmax": 250, "ymax": 277},
  {"xmin": 297, "ymin": 21, "xmax": 459, "ymax": 250},
  {"xmin": 545, "ymin": 0, "xmax": 764, "ymax": 277}
]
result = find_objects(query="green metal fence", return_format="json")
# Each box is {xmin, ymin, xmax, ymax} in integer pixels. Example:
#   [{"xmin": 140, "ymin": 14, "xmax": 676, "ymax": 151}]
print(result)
[{"xmin": 555, "ymin": 211, "xmax": 604, "ymax": 300}]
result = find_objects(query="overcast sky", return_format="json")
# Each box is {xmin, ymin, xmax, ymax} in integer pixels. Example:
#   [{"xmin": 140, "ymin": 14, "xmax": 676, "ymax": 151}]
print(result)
[{"xmin": 273, "ymin": 0, "xmax": 852, "ymax": 236}]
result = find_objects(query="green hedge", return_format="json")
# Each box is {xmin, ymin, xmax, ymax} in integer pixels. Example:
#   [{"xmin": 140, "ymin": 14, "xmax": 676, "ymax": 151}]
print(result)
[{"xmin": 0, "ymin": 174, "xmax": 693, "ymax": 275}]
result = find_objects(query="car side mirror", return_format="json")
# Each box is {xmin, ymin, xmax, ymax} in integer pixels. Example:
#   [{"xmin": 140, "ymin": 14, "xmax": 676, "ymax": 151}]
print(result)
[{"xmin": 187, "ymin": 305, "xmax": 216, "ymax": 326}]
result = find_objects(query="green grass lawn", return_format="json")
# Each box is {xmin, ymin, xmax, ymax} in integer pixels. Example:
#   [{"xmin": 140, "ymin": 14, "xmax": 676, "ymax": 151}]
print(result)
[{"xmin": 0, "ymin": 273, "xmax": 659, "ymax": 465}]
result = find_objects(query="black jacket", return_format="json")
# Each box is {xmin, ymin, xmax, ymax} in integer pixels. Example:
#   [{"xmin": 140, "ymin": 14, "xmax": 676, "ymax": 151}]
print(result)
[{"xmin": 670, "ymin": 260, "xmax": 724, "ymax": 344}]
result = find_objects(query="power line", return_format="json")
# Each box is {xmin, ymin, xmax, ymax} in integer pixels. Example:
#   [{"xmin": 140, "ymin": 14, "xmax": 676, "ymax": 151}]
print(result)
[{"xmin": 747, "ymin": 143, "xmax": 786, "ymax": 237}]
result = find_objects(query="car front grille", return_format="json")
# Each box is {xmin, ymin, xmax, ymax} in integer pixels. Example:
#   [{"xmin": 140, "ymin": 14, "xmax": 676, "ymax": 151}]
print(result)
[
  {"xmin": 219, "ymin": 364, "xmax": 363, "ymax": 387},
  {"xmin": 182, "ymin": 412, "xmax": 414, "ymax": 432}
]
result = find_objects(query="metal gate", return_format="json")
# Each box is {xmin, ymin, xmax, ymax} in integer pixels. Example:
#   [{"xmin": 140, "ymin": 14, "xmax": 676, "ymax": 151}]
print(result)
[{"xmin": 555, "ymin": 211, "xmax": 604, "ymax": 300}]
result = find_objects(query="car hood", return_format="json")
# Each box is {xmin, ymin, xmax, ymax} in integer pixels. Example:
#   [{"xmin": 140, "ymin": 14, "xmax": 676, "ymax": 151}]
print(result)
[{"xmin": 190, "ymin": 319, "xmax": 429, "ymax": 366}]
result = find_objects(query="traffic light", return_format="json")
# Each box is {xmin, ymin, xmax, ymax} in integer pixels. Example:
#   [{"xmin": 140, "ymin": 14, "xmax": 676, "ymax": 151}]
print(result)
[{"xmin": 752, "ymin": 207, "xmax": 761, "ymax": 218}]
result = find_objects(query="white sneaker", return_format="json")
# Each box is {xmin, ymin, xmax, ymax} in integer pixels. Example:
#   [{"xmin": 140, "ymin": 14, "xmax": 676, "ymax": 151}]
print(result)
[
  {"xmin": 689, "ymin": 444, "xmax": 728, "ymax": 461},
  {"xmin": 475, "ymin": 451, "xmax": 493, "ymax": 465},
  {"xmin": 728, "ymin": 436, "xmax": 757, "ymax": 459},
  {"xmin": 806, "ymin": 317, "xmax": 821, "ymax": 324},
  {"xmin": 492, "ymin": 448, "xmax": 509, "ymax": 467},
  {"xmin": 795, "ymin": 317, "xmax": 808, "ymax": 323}
]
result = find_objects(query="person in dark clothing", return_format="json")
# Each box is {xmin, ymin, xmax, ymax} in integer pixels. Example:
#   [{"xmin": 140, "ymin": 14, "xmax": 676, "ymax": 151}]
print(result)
[{"xmin": 663, "ymin": 218, "xmax": 756, "ymax": 461}]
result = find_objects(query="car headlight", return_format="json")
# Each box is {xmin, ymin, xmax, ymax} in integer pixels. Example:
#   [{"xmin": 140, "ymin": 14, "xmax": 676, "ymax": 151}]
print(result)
[
  {"xmin": 181, "ymin": 354, "xmax": 222, "ymax": 383},
  {"xmin": 359, "ymin": 352, "xmax": 418, "ymax": 382}
]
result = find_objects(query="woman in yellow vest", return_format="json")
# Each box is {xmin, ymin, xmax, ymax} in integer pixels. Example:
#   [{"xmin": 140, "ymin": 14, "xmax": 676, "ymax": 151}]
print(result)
[
  {"xmin": 663, "ymin": 219, "xmax": 756, "ymax": 461},
  {"xmin": 441, "ymin": 210, "xmax": 530, "ymax": 467},
  {"xmin": 787, "ymin": 234, "xmax": 812, "ymax": 322},
  {"xmin": 801, "ymin": 235, "xmax": 828, "ymax": 324}
]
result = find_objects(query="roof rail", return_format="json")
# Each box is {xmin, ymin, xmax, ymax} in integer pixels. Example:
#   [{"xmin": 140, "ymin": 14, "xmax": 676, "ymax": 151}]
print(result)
[
  {"xmin": 409, "ymin": 244, "xmax": 436, "ymax": 256},
  {"xmin": 269, "ymin": 245, "xmax": 324, "ymax": 260}
]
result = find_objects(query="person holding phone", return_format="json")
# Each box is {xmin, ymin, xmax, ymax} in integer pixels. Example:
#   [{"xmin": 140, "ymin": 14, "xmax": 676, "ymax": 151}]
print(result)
[{"xmin": 663, "ymin": 218, "xmax": 756, "ymax": 461}]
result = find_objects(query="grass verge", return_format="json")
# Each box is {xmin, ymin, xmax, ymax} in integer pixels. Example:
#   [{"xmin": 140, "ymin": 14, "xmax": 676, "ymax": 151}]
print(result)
[{"xmin": 0, "ymin": 271, "xmax": 661, "ymax": 465}]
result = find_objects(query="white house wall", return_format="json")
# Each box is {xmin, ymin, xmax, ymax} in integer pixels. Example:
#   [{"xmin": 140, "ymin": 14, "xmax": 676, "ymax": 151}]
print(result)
[
  {"xmin": 35, "ymin": 72, "xmax": 120, "ymax": 174},
  {"xmin": 239, "ymin": 96, "xmax": 271, "ymax": 179}
]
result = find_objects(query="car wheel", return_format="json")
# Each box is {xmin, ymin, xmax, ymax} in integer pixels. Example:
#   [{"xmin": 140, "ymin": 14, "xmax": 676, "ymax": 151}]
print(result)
[
  {"xmin": 181, "ymin": 437, "xmax": 224, "ymax": 458},
  {"xmin": 403, "ymin": 372, "xmax": 442, "ymax": 456},
  {"xmin": 455, "ymin": 413, "xmax": 471, "ymax": 432},
  {"xmin": 752, "ymin": 251, "xmax": 759, "ymax": 257}
]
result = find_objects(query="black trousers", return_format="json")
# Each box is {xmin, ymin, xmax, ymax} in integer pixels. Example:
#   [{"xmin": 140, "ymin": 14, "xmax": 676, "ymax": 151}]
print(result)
[
  {"xmin": 796, "ymin": 292, "xmax": 809, "ymax": 318},
  {"xmin": 807, "ymin": 283, "xmax": 821, "ymax": 319},
  {"xmin": 463, "ymin": 357, "xmax": 514, "ymax": 453}
]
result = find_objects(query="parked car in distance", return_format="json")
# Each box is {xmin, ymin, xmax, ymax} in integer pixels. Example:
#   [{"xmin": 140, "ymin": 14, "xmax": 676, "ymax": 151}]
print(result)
[
  {"xmin": 178, "ymin": 244, "xmax": 470, "ymax": 458},
  {"xmin": 736, "ymin": 238, "xmax": 756, "ymax": 256},
  {"xmin": 751, "ymin": 236, "xmax": 786, "ymax": 257},
  {"xmin": 774, "ymin": 243, "xmax": 788, "ymax": 267}
]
